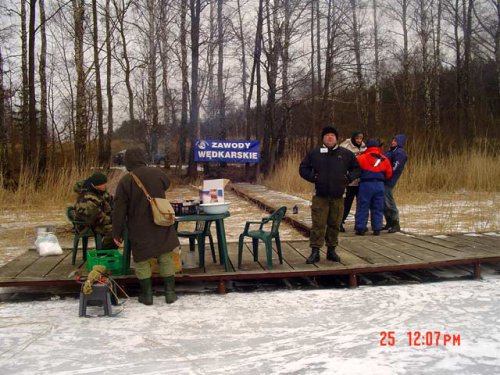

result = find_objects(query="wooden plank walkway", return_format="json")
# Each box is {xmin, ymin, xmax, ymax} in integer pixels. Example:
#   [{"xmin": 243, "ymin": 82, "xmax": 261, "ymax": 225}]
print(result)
[
  {"xmin": 0, "ymin": 234, "xmax": 499, "ymax": 289},
  {"xmin": 1, "ymin": 183, "xmax": 498, "ymax": 290}
]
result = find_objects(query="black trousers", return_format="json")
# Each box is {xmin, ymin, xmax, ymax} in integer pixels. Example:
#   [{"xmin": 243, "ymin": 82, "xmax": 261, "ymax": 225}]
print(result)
[{"xmin": 342, "ymin": 186, "xmax": 359, "ymax": 224}]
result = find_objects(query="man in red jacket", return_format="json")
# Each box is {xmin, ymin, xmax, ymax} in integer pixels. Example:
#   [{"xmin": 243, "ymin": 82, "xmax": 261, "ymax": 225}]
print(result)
[{"xmin": 355, "ymin": 139, "xmax": 393, "ymax": 235}]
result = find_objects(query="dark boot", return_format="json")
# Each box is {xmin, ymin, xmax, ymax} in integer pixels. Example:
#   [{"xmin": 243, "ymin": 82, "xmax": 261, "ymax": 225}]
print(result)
[
  {"xmin": 306, "ymin": 248, "xmax": 320, "ymax": 264},
  {"xmin": 373, "ymin": 230, "xmax": 380, "ymax": 236},
  {"xmin": 339, "ymin": 223, "xmax": 345, "ymax": 233},
  {"xmin": 164, "ymin": 276, "xmax": 177, "ymax": 304},
  {"xmin": 382, "ymin": 219, "xmax": 392, "ymax": 230},
  {"xmin": 388, "ymin": 222, "xmax": 401, "ymax": 233},
  {"xmin": 138, "ymin": 278, "xmax": 153, "ymax": 305},
  {"xmin": 326, "ymin": 247, "xmax": 340, "ymax": 262}
]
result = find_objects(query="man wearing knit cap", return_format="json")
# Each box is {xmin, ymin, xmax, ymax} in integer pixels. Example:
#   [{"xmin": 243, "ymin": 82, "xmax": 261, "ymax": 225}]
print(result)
[
  {"xmin": 299, "ymin": 126, "xmax": 361, "ymax": 264},
  {"xmin": 74, "ymin": 172, "xmax": 115, "ymax": 249}
]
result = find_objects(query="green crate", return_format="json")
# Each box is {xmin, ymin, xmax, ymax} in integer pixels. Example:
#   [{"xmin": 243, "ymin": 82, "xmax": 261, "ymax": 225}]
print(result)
[{"xmin": 86, "ymin": 249, "xmax": 124, "ymax": 275}]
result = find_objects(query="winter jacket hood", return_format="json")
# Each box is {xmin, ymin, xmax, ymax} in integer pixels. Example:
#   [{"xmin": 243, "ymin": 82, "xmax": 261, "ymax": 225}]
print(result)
[
  {"xmin": 384, "ymin": 134, "xmax": 408, "ymax": 187},
  {"xmin": 125, "ymin": 148, "xmax": 148, "ymax": 171},
  {"xmin": 392, "ymin": 134, "xmax": 406, "ymax": 149},
  {"xmin": 358, "ymin": 147, "xmax": 393, "ymax": 182}
]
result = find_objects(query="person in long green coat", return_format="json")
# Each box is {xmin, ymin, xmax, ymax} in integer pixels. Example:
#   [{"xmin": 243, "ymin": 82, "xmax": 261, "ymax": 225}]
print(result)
[{"xmin": 112, "ymin": 148, "xmax": 180, "ymax": 305}]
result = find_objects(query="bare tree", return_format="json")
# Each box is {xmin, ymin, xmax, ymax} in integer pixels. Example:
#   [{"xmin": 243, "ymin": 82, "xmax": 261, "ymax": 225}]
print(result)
[
  {"xmin": 73, "ymin": 0, "xmax": 87, "ymax": 168},
  {"xmin": 92, "ymin": 0, "xmax": 105, "ymax": 165},
  {"xmin": 159, "ymin": 0, "xmax": 174, "ymax": 168},
  {"xmin": 414, "ymin": 0, "xmax": 433, "ymax": 130},
  {"xmin": 0, "ymin": 49, "xmax": 8, "ymax": 182},
  {"xmin": 38, "ymin": 0, "xmax": 48, "ymax": 173},
  {"xmin": 373, "ymin": 0, "xmax": 382, "ymax": 129},
  {"xmin": 179, "ymin": 0, "xmax": 189, "ymax": 163},
  {"xmin": 113, "ymin": 0, "xmax": 135, "ymax": 122},
  {"xmin": 187, "ymin": 0, "xmax": 203, "ymax": 178},
  {"xmin": 105, "ymin": 0, "xmax": 113, "ymax": 164},
  {"xmin": 217, "ymin": 0, "xmax": 226, "ymax": 141},
  {"xmin": 350, "ymin": 0, "xmax": 368, "ymax": 131},
  {"xmin": 21, "ymin": 0, "xmax": 30, "ymax": 163}
]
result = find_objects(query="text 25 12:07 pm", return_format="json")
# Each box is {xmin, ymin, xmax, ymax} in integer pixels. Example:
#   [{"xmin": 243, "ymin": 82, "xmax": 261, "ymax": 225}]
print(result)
[{"xmin": 380, "ymin": 331, "xmax": 461, "ymax": 346}]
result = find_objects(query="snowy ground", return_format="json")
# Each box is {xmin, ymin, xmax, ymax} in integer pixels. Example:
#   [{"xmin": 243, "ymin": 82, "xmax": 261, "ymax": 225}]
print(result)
[{"xmin": 0, "ymin": 276, "xmax": 499, "ymax": 374}]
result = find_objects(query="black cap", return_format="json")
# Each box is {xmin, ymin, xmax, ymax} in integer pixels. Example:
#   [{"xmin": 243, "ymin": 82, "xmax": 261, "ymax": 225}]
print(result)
[
  {"xmin": 321, "ymin": 126, "xmax": 339, "ymax": 139},
  {"xmin": 87, "ymin": 172, "xmax": 108, "ymax": 186}
]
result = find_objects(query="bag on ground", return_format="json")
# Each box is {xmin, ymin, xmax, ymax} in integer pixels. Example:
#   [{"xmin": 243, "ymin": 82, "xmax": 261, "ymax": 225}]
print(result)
[{"xmin": 35, "ymin": 232, "xmax": 63, "ymax": 256}]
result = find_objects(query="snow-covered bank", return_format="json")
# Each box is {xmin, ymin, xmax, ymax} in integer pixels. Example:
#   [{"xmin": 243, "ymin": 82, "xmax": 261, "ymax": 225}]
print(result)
[{"xmin": 1, "ymin": 277, "xmax": 499, "ymax": 374}]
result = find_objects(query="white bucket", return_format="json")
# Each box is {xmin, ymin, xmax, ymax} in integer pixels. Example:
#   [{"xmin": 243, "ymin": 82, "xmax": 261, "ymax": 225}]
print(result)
[{"xmin": 182, "ymin": 248, "xmax": 198, "ymax": 269}]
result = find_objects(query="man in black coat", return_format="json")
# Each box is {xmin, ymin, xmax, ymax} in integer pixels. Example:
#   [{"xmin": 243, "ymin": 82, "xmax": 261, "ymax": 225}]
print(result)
[{"xmin": 299, "ymin": 126, "xmax": 361, "ymax": 264}]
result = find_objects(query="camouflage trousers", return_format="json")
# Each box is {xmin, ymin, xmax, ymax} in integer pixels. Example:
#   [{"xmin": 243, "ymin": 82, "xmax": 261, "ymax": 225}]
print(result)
[
  {"xmin": 135, "ymin": 252, "xmax": 175, "ymax": 279},
  {"xmin": 309, "ymin": 196, "xmax": 344, "ymax": 249}
]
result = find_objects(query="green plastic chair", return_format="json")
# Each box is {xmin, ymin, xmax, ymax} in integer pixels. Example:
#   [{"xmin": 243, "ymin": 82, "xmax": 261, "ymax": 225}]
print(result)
[
  {"xmin": 238, "ymin": 206, "xmax": 287, "ymax": 269},
  {"xmin": 176, "ymin": 221, "xmax": 216, "ymax": 268},
  {"xmin": 66, "ymin": 206, "xmax": 102, "ymax": 265}
]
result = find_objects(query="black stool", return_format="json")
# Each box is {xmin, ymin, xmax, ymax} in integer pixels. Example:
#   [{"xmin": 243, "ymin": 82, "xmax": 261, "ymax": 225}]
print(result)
[{"xmin": 79, "ymin": 282, "xmax": 113, "ymax": 317}]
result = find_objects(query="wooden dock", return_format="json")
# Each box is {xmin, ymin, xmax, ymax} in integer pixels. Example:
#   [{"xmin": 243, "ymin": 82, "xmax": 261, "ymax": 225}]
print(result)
[{"xmin": 1, "ymin": 233, "xmax": 499, "ymax": 291}]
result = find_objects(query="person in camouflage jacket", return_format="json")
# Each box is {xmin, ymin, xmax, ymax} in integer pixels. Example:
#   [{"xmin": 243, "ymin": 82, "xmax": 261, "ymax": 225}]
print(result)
[{"xmin": 74, "ymin": 172, "xmax": 115, "ymax": 249}]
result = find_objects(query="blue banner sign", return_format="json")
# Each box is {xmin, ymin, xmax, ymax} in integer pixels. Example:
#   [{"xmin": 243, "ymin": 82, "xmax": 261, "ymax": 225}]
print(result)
[{"xmin": 194, "ymin": 139, "xmax": 260, "ymax": 163}]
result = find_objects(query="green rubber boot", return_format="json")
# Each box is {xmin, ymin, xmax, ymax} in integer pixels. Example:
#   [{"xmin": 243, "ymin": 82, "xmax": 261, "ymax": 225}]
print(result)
[
  {"xmin": 164, "ymin": 276, "xmax": 177, "ymax": 304},
  {"xmin": 138, "ymin": 278, "xmax": 153, "ymax": 305}
]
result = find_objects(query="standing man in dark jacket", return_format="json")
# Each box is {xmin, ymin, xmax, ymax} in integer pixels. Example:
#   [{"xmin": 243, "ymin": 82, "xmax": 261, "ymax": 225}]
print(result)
[
  {"xmin": 299, "ymin": 126, "xmax": 361, "ymax": 264},
  {"xmin": 112, "ymin": 148, "xmax": 180, "ymax": 305},
  {"xmin": 383, "ymin": 134, "xmax": 408, "ymax": 233}
]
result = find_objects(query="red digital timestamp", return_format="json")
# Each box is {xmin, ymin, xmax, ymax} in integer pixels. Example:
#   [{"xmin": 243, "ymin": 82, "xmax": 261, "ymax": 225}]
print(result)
[{"xmin": 379, "ymin": 331, "xmax": 461, "ymax": 347}]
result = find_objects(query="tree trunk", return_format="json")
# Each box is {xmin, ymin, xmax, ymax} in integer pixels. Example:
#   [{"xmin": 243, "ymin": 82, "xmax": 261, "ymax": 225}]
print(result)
[
  {"xmin": 114, "ymin": 0, "xmax": 134, "ymax": 123},
  {"xmin": 418, "ymin": 0, "xmax": 432, "ymax": 131},
  {"xmin": 454, "ymin": 0, "xmax": 464, "ymax": 138},
  {"xmin": 159, "ymin": 0, "xmax": 174, "ymax": 168},
  {"xmin": 217, "ymin": 0, "xmax": 225, "ymax": 142},
  {"xmin": 433, "ymin": 0, "xmax": 442, "ymax": 130},
  {"xmin": 496, "ymin": 0, "xmax": 500, "ymax": 96},
  {"xmin": 462, "ymin": 0, "xmax": 475, "ymax": 140},
  {"xmin": 73, "ymin": 0, "xmax": 87, "ymax": 168},
  {"xmin": 310, "ymin": 0, "xmax": 316, "ymax": 147},
  {"xmin": 105, "ymin": 0, "xmax": 113, "ymax": 165},
  {"xmin": 245, "ymin": 0, "xmax": 263, "ymax": 180},
  {"xmin": 373, "ymin": 0, "xmax": 381, "ymax": 129},
  {"xmin": 147, "ymin": 0, "xmax": 159, "ymax": 161},
  {"xmin": 38, "ymin": 0, "xmax": 48, "ymax": 174},
  {"xmin": 179, "ymin": 0, "xmax": 188, "ymax": 163},
  {"xmin": 350, "ymin": 0, "xmax": 368, "ymax": 132},
  {"xmin": 187, "ymin": 0, "xmax": 202, "ymax": 178},
  {"xmin": 0, "ymin": 50, "xmax": 9, "ymax": 183},
  {"xmin": 277, "ymin": 0, "xmax": 290, "ymax": 160},
  {"xmin": 28, "ymin": 0, "xmax": 38, "ymax": 169},
  {"xmin": 236, "ymin": 0, "xmax": 248, "ymax": 137},
  {"xmin": 92, "ymin": 0, "xmax": 105, "ymax": 165},
  {"xmin": 21, "ymin": 0, "xmax": 30, "ymax": 164}
]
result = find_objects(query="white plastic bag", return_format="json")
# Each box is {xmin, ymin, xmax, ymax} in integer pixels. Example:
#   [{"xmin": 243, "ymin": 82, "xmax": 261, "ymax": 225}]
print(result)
[{"xmin": 34, "ymin": 232, "xmax": 63, "ymax": 256}]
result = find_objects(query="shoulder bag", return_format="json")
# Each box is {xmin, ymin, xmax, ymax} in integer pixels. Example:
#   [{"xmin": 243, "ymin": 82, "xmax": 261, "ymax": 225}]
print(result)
[{"xmin": 130, "ymin": 172, "xmax": 175, "ymax": 227}]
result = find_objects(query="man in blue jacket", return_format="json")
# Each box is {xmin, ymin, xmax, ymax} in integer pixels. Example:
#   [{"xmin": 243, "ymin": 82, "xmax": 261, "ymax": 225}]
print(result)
[
  {"xmin": 383, "ymin": 134, "xmax": 408, "ymax": 233},
  {"xmin": 299, "ymin": 126, "xmax": 361, "ymax": 264}
]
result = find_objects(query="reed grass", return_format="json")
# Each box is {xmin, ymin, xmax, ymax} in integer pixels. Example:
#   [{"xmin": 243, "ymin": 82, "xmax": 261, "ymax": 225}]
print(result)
[
  {"xmin": 0, "ymin": 159, "xmax": 102, "ymax": 209},
  {"xmin": 263, "ymin": 140, "xmax": 500, "ymax": 197}
]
